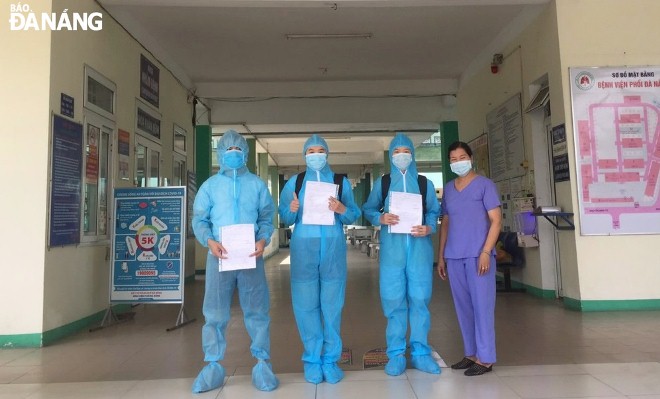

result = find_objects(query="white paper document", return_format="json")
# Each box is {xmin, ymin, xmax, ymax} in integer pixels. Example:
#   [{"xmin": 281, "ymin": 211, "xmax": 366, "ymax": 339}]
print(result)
[
  {"xmin": 389, "ymin": 191, "xmax": 423, "ymax": 234},
  {"xmin": 302, "ymin": 181, "xmax": 338, "ymax": 225},
  {"xmin": 219, "ymin": 224, "xmax": 256, "ymax": 272}
]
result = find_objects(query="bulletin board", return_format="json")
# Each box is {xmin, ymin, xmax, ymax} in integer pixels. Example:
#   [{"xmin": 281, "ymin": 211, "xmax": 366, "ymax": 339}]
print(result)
[
  {"xmin": 468, "ymin": 134, "xmax": 490, "ymax": 177},
  {"xmin": 487, "ymin": 94, "xmax": 526, "ymax": 182}
]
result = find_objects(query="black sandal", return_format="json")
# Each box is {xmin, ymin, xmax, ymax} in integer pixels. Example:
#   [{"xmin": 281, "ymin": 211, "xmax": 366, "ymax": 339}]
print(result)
[
  {"xmin": 464, "ymin": 363, "xmax": 493, "ymax": 376},
  {"xmin": 450, "ymin": 357, "xmax": 475, "ymax": 370}
]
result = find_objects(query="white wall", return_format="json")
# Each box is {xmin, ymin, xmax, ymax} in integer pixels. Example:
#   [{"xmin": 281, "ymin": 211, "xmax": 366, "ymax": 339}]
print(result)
[
  {"xmin": 458, "ymin": 0, "xmax": 660, "ymax": 303},
  {"xmin": 40, "ymin": 0, "xmax": 195, "ymax": 332},
  {"xmin": 0, "ymin": 2, "xmax": 53, "ymax": 336},
  {"xmin": 456, "ymin": 2, "xmax": 577, "ymax": 296},
  {"xmin": 556, "ymin": 0, "xmax": 660, "ymax": 301}
]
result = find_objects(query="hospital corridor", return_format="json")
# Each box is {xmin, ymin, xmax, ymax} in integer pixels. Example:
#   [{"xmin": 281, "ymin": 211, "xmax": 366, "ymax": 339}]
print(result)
[
  {"xmin": 1, "ymin": 245, "xmax": 660, "ymax": 398},
  {"xmin": 3, "ymin": 0, "xmax": 660, "ymax": 397}
]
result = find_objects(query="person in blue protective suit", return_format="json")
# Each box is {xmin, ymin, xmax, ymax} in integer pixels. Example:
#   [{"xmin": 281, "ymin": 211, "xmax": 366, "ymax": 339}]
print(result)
[
  {"xmin": 362, "ymin": 133, "xmax": 441, "ymax": 376},
  {"xmin": 278, "ymin": 134, "xmax": 361, "ymax": 384},
  {"xmin": 191, "ymin": 130, "xmax": 279, "ymax": 393},
  {"xmin": 438, "ymin": 141, "xmax": 501, "ymax": 376}
]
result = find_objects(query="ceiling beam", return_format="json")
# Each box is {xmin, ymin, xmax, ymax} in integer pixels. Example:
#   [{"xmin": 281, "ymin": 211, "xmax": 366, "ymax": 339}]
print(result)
[{"xmin": 197, "ymin": 79, "xmax": 457, "ymax": 99}]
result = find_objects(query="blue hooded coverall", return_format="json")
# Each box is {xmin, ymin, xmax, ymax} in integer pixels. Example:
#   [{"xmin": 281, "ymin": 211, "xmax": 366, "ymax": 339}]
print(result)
[
  {"xmin": 278, "ymin": 135, "xmax": 361, "ymax": 384},
  {"xmin": 362, "ymin": 133, "xmax": 441, "ymax": 376},
  {"xmin": 191, "ymin": 130, "xmax": 278, "ymax": 392}
]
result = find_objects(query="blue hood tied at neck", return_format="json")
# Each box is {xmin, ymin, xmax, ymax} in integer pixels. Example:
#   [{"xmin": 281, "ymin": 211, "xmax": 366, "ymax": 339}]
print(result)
[
  {"xmin": 303, "ymin": 134, "xmax": 333, "ymax": 176},
  {"xmin": 217, "ymin": 129, "xmax": 249, "ymax": 174},
  {"xmin": 388, "ymin": 133, "xmax": 418, "ymax": 179}
]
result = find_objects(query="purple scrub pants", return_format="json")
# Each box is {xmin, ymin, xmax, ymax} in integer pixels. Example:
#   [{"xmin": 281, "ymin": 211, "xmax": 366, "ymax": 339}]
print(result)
[{"xmin": 446, "ymin": 256, "xmax": 497, "ymax": 363}]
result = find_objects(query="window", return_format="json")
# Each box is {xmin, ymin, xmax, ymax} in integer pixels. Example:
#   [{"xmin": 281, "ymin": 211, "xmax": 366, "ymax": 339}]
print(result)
[
  {"xmin": 174, "ymin": 124, "xmax": 186, "ymax": 154},
  {"xmin": 84, "ymin": 65, "xmax": 116, "ymax": 120},
  {"xmin": 82, "ymin": 112, "xmax": 113, "ymax": 241},
  {"xmin": 172, "ymin": 153, "xmax": 186, "ymax": 186},
  {"xmin": 172, "ymin": 124, "xmax": 187, "ymax": 186},
  {"xmin": 525, "ymin": 85, "xmax": 550, "ymax": 114},
  {"xmin": 135, "ymin": 135, "xmax": 161, "ymax": 187}
]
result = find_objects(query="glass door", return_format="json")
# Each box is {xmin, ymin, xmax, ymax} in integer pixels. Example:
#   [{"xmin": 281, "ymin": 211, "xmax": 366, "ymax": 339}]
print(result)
[{"xmin": 135, "ymin": 136, "xmax": 162, "ymax": 187}]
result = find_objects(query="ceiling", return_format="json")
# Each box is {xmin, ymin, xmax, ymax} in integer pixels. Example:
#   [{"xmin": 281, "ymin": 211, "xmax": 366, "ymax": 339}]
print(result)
[{"xmin": 99, "ymin": 0, "xmax": 551, "ymax": 175}]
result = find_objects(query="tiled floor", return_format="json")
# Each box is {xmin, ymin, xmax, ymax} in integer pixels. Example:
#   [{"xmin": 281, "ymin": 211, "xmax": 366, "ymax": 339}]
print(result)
[{"xmin": 2, "ymin": 246, "xmax": 660, "ymax": 398}]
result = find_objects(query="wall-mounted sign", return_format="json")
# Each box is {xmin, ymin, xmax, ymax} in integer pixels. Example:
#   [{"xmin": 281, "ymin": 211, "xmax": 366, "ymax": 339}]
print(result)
[
  {"xmin": 551, "ymin": 124, "xmax": 569, "ymax": 182},
  {"xmin": 140, "ymin": 54, "xmax": 159, "ymax": 108},
  {"xmin": 136, "ymin": 103, "xmax": 161, "ymax": 140},
  {"xmin": 49, "ymin": 115, "xmax": 82, "ymax": 247},
  {"xmin": 487, "ymin": 94, "xmax": 526, "ymax": 182},
  {"xmin": 570, "ymin": 66, "xmax": 660, "ymax": 235},
  {"xmin": 60, "ymin": 93, "xmax": 74, "ymax": 118},
  {"xmin": 118, "ymin": 129, "xmax": 130, "ymax": 181}
]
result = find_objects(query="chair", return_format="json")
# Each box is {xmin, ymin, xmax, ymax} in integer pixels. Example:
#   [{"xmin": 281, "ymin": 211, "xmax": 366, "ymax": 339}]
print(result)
[{"xmin": 496, "ymin": 232, "xmax": 525, "ymax": 293}]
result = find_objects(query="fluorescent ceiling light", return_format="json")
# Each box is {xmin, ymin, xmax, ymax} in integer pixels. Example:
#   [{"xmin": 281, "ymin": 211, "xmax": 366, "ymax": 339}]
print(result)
[{"xmin": 285, "ymin": 33, "xmax": 372, "ymax": 39}]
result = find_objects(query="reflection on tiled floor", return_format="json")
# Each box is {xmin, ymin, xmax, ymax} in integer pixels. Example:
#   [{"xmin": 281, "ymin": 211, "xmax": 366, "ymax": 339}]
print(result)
[{"xmin": 2, "ymin": 246, "xmax": 660, "ymax": 397}]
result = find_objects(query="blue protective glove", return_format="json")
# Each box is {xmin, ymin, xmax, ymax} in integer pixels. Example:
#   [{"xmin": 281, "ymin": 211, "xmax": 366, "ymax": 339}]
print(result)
[{"xmin": 191, "ymin": 362, "xmax": 225, "ymax": 393}]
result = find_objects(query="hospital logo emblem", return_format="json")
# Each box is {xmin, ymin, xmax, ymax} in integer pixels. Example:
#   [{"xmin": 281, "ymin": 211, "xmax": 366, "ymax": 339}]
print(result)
[{"xmin": 575, "ymin": 71, "xmax": 595, "ymax": 91}]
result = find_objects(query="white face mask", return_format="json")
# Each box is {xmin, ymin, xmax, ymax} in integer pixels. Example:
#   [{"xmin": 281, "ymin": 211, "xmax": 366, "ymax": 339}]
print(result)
[
  {"xmin": 392, "ymin": 153, "xmax": 412, "ymax": 171},
  {"xmin": 450, "ymin": 159, "xmax": 472, "ymax": 177}
]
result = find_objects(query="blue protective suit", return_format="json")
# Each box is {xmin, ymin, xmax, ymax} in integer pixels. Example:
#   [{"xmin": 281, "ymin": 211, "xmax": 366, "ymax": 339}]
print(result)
[
  {"xmin": 278, "ymin": 135, "xmax": 361, "ymax": 384},
  {"xmin": 362, "ymin": 133, "xmax": 441, "ymax": 375},
  {"xmin": 191, "ymin": 130, "xmax": 278, "ymax": 392}
]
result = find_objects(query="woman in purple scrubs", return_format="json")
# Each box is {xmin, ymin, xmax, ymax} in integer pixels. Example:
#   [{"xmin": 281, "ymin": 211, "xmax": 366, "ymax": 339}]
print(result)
[{"xmin": 438, "ymin": 141, "xmax": 502, "ymax": 376}]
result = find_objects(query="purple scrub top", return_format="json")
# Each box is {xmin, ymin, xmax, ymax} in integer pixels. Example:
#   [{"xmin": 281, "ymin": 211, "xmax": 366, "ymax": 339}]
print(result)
[{"xmin": 441, "ymin": 175, "xmax": 501, "ymax": 259}]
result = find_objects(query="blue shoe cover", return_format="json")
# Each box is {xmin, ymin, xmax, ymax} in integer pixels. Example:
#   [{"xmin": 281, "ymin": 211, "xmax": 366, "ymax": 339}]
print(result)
[
  {"xmin": 322, "ymin": 363, "xmax": 344, "ymax": 384},
  {"xmin": 384, "ymin": 355, "xmax": 406, "ymax": 376},
  {"xmin": 252, "ymin": 359, "xmax": 279, "ymax": 391},
  {"xmin": 411, "ymin": 355, "xmax": 441, "ymax": 374},
  {"xmin": 303, "ymin": 362, "xmax": 323, "ymax": 384},
  {"xmin": 192, "ymin": 362, "xmax": 225, "ymax": 393}
]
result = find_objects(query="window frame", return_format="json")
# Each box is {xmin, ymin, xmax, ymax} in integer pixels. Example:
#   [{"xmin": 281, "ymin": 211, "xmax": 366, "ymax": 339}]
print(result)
[
  {"xmin": 172, "ymin": 152, "xmax": 187, "ymax": 187},
  {"xmin": 135, "ymin": 134, "xmax": 163, "ymax": 188},
  {"xmin": 173, "ymin": 124, "xmax": 187, "ymax": 155},
  {"xmin": 83, "ymin": 65, "xmax": 116, "ymax": 121},
  {"xmin": 80, "ymin": 111, "xmax": 114, "ymax": 244}
]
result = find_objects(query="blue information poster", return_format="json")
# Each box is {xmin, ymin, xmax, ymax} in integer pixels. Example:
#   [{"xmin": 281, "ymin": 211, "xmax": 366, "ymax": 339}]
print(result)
[
  {"xmin": 49, "ymin": 115, "xmax": 83, "ymax": 247},
  {"xmin": 111, "ymin": 187, "xmax": 186, "ymax": 303}
]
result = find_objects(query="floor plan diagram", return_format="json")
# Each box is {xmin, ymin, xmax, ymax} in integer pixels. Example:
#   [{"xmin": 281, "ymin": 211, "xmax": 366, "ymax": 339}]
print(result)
[{"xmin": 573, "ymin": 84, "xmax": 660, "ymax": 234}]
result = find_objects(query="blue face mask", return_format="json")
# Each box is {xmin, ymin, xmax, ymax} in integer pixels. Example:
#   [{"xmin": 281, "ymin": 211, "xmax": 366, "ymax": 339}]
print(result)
[
  {"xmin": 305, "ymin": 153, "xmax": 327, "ymax": 171},
  {"xmin": 392, "ymin": 153, "xmax": 412, "ymax": 171},
  {"xmin": 223, "ymin": 149, "xmax": 245, "ymax": 170},
  {"xmin": 450, "ymin": 159, "xmax": 472, "ymax": 177}
]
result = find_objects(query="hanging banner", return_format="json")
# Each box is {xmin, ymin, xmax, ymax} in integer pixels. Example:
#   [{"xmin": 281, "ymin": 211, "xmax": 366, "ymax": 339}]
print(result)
[
  {"xmin": 570, "ymin": 66, "xmax": 660, "ymax": 235},
  {"xmin": 111, "ymin": 187, "xmax": 186, "ymax": 303},
  {"xmin": 49, "ymin": 115, "xmax": 83, "ymax": 247}
]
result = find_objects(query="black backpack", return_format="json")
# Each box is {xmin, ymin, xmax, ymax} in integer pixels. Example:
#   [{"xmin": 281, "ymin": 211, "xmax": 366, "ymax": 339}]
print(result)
[
  {"xmin": 295, "ymin": 172, "xmax": 346, "ymax": 200},
  {"xmin": 380, "ymin": 173, "xmax": 428, "ymax": 215}
]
